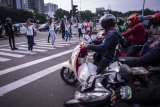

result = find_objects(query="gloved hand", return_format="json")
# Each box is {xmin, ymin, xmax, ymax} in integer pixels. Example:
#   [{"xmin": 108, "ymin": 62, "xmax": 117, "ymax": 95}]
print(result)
[{"xmin": 111, "ymin": 86, "xmax": 132, "ymax": 102}]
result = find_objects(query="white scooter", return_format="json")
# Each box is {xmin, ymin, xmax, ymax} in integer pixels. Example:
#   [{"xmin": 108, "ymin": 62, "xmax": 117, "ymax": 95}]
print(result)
[{"xmin": 60, "ymin": 41, "xmax": 97, "ymax": 85}]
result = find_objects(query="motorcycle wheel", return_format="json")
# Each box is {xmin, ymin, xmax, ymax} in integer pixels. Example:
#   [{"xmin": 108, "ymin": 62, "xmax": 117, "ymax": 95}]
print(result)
[{"xmin": 60, "ymin": 67, "xmax": 78, "ymax": 85}]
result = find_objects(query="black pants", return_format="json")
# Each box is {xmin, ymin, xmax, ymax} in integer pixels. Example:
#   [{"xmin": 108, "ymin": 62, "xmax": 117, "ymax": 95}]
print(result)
[
  {"xmin": 126, "ymin": 45, "xmax": 143, "ymax": 56},
  {"xmin": 124, "ymin": 49, "xmax": 160, "ymax": 67},
  {"xmin": 48, "ymin": 33, "xmax": 50, "ymax": 43},
  {"xmin": 78, "ymin": 28, "xmax": 82, "ymax": 39},
  {"xmin": 27, "ymin": 35, "xmax": 34, "ymax": 51},
  {"xmin": 9, "ymin": 36, "xmax": 16, "ymax": 49},
  {"xmin": 62, "ymin": 30, "xmax": 65, "ymax": 39},
  {"xmin": 96, "ymin": 58, "xmax": 111, "ymax": 74}
]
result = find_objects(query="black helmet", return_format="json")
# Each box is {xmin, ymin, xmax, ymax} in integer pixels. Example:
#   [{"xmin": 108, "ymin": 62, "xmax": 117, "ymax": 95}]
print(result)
[
  {"xmin": 6, "ymin": 18, "xmax": 12, "ymax": 23},
  {"xmin": 117, "ymin": 17, "xmax": 125, "ymax": 25},
  {"xmin": 99, "ymin": 14, "xmax": 116, "ymax": 29}
]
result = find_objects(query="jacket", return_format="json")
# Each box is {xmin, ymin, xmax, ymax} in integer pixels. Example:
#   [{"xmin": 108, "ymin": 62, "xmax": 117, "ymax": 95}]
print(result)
[
  {"xmin": 122, "ymin": 23, "xmax": 146, "ymax": 45},
  {"xmin": 87, "ymin": 28, "xmax": 123, "ymax": 58},
  {"xmin": 4, "ymin": 23, "xmax": 14, "ymax": 36}
]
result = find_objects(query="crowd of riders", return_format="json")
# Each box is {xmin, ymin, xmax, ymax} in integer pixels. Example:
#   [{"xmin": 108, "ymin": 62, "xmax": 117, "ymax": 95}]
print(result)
[{"xmin": 81, "ymin": 12, "xmax": 160, "ymax": 106}]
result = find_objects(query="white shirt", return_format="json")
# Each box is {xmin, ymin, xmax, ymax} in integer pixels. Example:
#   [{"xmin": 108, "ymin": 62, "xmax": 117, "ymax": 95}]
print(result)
[
  {"xmin": 49, "ymin": 23, "xmax": 55, "ymax": 31},
  {"xmin": 26, "ymin": 25, "xmax": 34, "ymax": 36},
  {"xmin": 84, "ymin": 34, "xmax": 93, "ymax": 43},
  {"xmin": 78, "ymin": 23, "xmax": 83, "ymax": 29},
  {"xmin": 65, "ymin": 24, "xmax": 70, "ymax": 32}
]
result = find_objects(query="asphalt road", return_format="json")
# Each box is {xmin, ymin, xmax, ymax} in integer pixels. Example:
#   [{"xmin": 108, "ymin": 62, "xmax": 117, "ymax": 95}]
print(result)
[
  {"xmin": 0, "ymin": 32, "xmax": 80, "ymax": 107},
  {"xmin": 0, "ymin": 31, "xmax": 149, "ymax": 107}
]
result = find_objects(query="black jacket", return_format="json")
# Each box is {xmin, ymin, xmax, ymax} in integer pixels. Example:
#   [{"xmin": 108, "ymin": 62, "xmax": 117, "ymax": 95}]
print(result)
[
  {"xmin": 88, "ymin": 28, "xmax": 123, "ymax": 58},
  {"xmin": 4, "ymin": 23, "xmax": 14, "ymax": 36},
  {"xmin": 126, "ymin": 84, "xmax": 160, "ymax": 106},
  {"xmin": 60, "ymin": 22, "xmax": 65, "ymax": 31}
]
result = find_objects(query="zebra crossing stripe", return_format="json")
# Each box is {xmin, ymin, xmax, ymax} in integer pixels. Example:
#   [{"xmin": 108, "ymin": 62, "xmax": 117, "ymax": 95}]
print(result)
[
  {"xmin": 0, "ymin": 49, "xmax": 32, "ymax": 54},
  {"xmin": 19, "ymin": 45, "xmax": 54, "ymax": 50},
  {"xmin": 0, "ymin": 50, "xmax": 72, "ymax": 76},
  {"xmin": 0, "ymin": 61, "xmax": 66, "ymax": 96},
  {"xmin": 17, "ymin": 47, "xmax": 47, "ymax": 52},
  {"xmin": 0, "ymin": 52, "xmax": 24, "ymax": 58},
  {"xmin": 0, "ymin": 57, "xmax": 11, "ymax": 62}
]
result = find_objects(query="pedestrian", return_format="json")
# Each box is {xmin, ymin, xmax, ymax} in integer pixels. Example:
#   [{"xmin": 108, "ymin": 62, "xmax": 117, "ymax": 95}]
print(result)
[
  {"xmin": 60, "ymin": 19, "xmax": 65, "ymax": 40},
  {"xmin": 48, "ymin": 17, "xmax": 56, "ymax": 47},
  {"xmin": 65, "ymin": 21, "xmax": 71, "ymax": 42},
  {"xmin": 47, "ymin": 32, "xmax": 50, "ymax": 43},
  {"xmin": 26, "ymin": 18, "xmax": 35, "ymax": 54},
  {"xmin": 78, "ymin": 21, "xmax": 83, "ymax": 39},
  {"xmin": 88, "ymin": 20, "xmax": 93, "ymax": 32},
  {"xmin": 83, "ymin": 19, "xmax": 88, "ymax": 33},
  {"xmin": 4, "ymin": 18, "xmax": 18, "ymax": 50},
  {"xmin": 83, "ymin": 30, "xmax": 94, "ymax": 44}
]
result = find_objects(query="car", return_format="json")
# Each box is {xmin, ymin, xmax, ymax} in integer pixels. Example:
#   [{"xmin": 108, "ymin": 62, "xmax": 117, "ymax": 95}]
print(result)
[
  {"xmin": 13, "ymin": 23, "xmax": 27, "ymax": 35},
  {"xmin": 38, "ymin": 23, "xmax": 49, "ymax": 32}
]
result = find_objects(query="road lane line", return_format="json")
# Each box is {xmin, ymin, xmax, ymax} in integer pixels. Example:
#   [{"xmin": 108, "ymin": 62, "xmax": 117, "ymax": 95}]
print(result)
[
  {"xmin": 17, "ymin": 47, "xmax": 47, "ymax": 52},
  {"xmin": 0, "ymin": 52, "xmax": 24, "ymax": 58},
  {"xmin": 0, "ymin": 49, "xmax": 32, "ymax": 54},
  {"xmin": 19, "ymin": 45, "xmax": 54, "ymax": 49},
  {"xmin": 0, "ymin": 39, "xmax": 46, "ymax": 48},
  {"xmin": 0, "ymin": 57, "xmax": 11, "ymax": 62},
  {"xmin": 0, "ymin": 50, "xmax": 72, "ymax": 76},
  {"xmin": 0, "ymin": 62, "xmax": 66, "ymax": 96}
]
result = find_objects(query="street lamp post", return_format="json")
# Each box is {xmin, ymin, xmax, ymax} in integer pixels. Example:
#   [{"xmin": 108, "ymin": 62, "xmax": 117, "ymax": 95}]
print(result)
[
  {"xmin": 142, "ymin": 0, "xmax": 146, "ymax": 16},
  {"xmin": 71, "ymin": 0, "xmax": 74, "ymax": 22}
]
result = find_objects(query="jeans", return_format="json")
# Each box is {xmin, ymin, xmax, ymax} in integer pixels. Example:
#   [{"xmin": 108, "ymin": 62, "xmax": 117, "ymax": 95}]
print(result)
[
  {"xmin": 50, "ymin": 30, "xmax": 56, "ymax": 46},
  {"xmin": 27, "ymin": 35, "xmax": 34, "ymax": 51},
  {"xmin": 65, "ymin": 31, "xmax": 71, "ymax": 42}
]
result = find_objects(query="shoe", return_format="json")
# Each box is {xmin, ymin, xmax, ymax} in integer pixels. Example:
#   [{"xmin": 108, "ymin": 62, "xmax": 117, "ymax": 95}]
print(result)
[
  {"xmin": 14, "ymin": 47, "xmax": 18, "ymax": 50},
  {"xmin": 30, "ymin": 51, "xmax": 36, "ymax": 54}
]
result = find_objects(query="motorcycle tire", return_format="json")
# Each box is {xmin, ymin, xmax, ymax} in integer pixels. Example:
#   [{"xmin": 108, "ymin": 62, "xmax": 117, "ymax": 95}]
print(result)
[{"xmin": 60, "ymin": 67, "xmax": 78, "ymax": 85}]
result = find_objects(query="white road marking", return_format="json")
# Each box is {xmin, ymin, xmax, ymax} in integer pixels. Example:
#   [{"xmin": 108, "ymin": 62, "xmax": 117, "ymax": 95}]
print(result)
[
  {"xmin": 0, "ymin": 57, "xmax": 11, "ymax": 62},
  {"xmin": 17, "ymin": 47, "xmax": 47, "ymax": 52},
  {"xmin": 0, "ymin": 39, "xmax": 46, "ymax": 48},
  {"xmin": 19, "ymin": 45, "xmax": 54, "ymax": 49},
  {"xmin": 0, "ymin": 49, "xmax": 72, "ymax": 76},
  {"xmin": 0, "ymin": 48, "xmax": 32, "ymax": 54},
  {"xmin": 0, "ymin": 52, "xmax": 24, "ymax": 58},
  {"xmin": 0, "ymin": 61, "xmax": 66, "ymax": 96}
]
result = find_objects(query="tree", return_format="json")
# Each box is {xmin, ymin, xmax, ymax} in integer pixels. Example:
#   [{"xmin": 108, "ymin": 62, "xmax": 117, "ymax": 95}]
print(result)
[
  {"xmin": 54, "ymin": 8, "xmax": 70, "ymax": 20},
  {"xmin": 80, "ymin": 10, "xmax": 95, "ymax": 20}
]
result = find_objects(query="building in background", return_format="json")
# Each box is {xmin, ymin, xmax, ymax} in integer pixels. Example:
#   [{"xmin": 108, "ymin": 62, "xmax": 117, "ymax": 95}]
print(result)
[
  {"xmin": 96, "ymin": 7, "xmax": 105, "ymax": 12},
  {"xmin": 0, "ymin": 0, "xmax": 12, "ymax": 8},
  {"xmin": 13, "ymin": 0, "xmax": 25, "ymax": 9},
  {"xmin": 0, "ymin": 0, "xmax": 24, "ymax": 9},
  {"xmin": 44, "ymin": 3, "xmax": 58, "ymax": 18},
  {"xmin": 25, "ymin": 0, "xmax": 44, "ymax": 14}
]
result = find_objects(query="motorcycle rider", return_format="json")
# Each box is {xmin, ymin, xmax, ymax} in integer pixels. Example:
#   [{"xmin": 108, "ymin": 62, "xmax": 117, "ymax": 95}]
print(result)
[
  {"xmin": 4, "ymin": 18, "xmax": 18, "ymax": 50},
  {"xmin": 81, "ymin": 14, "xmax": 123, "ymax": 74},
  {"xmin": 117, "ymin": 17, "xmax": 126, "ymax": 33},
  {"xmin": 122, "ymin": 13, "xmax": 146, "ymax": 56},
  {"xmin": 119, "ymin": 12, "xmax": 160, "ymax": 67}
]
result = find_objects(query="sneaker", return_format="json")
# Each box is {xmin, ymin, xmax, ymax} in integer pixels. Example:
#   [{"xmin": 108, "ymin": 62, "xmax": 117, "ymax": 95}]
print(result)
[{"xmin": 27, "ymin": 50, "xmax": 31, "ymax": 54}]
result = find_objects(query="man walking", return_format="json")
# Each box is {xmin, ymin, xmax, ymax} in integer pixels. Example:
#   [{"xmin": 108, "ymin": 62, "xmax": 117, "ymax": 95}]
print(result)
[{"xmin": 4, "ymin": 18, "xmax": 18, "ymax": 50}]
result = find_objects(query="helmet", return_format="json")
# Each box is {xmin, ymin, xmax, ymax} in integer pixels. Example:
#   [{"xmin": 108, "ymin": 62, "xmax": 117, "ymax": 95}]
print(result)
[
  {"xmin": 117, "ymin": 17, "xmax": 125, "ymax": 25},
  {"xmin": 151, "ymin": 12, "xmax": 160, "ymax": 25},
  {"xmin": 128, "ymin": 13, "xmax": 143, "ymax": 27},
  {"xmin": 99, "ymin": 14, "xmax": 116, "ymax": 29},
  {"xmin": 6, "ymin": 18, "xmax": 12, "ymax": 23}
]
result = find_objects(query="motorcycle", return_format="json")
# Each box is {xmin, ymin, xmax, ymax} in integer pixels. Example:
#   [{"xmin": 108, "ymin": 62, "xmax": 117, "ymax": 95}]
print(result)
[
  {"xmin": 60, "ymin": 41, "xmax": 97, "ymax": 85},
  {"xmin": 64, "ymin": 60, "xmax": 160, "ymax": 107}
]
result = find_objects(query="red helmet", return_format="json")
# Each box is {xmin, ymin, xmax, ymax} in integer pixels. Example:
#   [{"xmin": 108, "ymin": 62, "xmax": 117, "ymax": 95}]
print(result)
[
  {"xmin": 151, "ymin": 12, "xmax": 160, "ymax": 25},
  {"xmin": 128, "ymin": 13, "xmax": 142, "ymax": 27}
]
